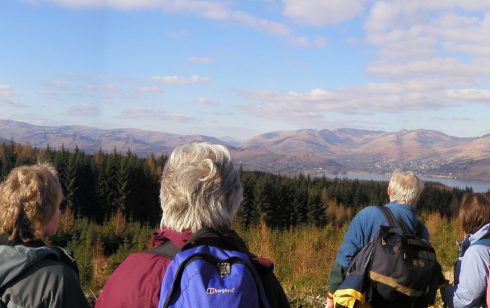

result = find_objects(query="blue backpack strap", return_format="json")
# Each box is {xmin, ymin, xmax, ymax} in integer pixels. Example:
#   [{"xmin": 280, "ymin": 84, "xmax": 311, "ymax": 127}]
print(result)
[{"xmin": 471, "ymin": 238, "xmax": 490, "ymax": 247}]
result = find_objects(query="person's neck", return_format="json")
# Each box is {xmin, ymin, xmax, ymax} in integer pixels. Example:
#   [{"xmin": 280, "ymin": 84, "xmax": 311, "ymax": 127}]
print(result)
[{"xmin": 389, "ymin": 198, "xmax": 408, "ymax": 205}]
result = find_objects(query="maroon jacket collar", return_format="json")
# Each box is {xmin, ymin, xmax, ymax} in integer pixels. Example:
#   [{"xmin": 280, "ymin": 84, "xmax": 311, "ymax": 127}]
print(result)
[
  {"xmin": 150, "ymin": 227, "xmax": 274, "ymax": 271},
  {"xmin": 150, "ymin": 227, "xmax": 194, "ymax": 249}
]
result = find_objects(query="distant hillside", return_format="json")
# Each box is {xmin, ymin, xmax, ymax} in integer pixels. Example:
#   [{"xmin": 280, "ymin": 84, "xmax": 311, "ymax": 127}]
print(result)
[
  {"xmin": 233, "ymin": 128, "xmax": 490, "ymax": 181},
  {"xmin": 0, "ymin": 120, "xmax": 227, "ymax": 157},
  {"xmin": 1, "ymin": 120, "xmax": 489, "ymax": 181}
]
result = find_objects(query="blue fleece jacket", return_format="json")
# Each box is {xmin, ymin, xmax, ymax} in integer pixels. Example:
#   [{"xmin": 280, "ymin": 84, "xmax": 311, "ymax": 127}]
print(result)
[
  {"xmin": 335, "ymin": 201, "xmax": 429, "ymax": 268},
  {"xmin": 443, "ymin": 223, "xmax": 490, "ymax": 308}
]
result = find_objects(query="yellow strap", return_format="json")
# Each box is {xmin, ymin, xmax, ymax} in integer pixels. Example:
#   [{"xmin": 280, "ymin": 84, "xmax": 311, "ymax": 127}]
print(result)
[
  {"xmin": 333, "ymin": 288, "xmax": 366, "ymax": 308},
  {"xmin": 369, "ymin": 271, "xmax": 424, "ymax": 297}
]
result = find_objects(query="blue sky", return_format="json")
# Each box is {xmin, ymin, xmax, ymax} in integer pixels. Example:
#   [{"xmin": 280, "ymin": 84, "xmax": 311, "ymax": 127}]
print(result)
[{"xmin": 1, "ymin": 0, "xmax": 490, "ymax": 140}]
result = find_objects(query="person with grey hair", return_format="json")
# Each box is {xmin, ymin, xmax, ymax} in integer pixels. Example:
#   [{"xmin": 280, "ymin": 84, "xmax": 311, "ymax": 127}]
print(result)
[
  {"xmin": 159, "ymin": 142, "xmax": 243, "ymax": 233},
  {"xmin": 96, "ymin": 142, "xmax": 289, "ymax": 308},
  {"xmin": 326, "ymin": 169, "xmax": 437, "ymax": 308}
]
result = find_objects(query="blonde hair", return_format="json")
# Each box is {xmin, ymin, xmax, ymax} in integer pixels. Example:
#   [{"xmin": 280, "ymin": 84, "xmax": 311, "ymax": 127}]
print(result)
[
  {"xmin": 160, "ymin": 143, "xmax": 243, "ymax": 232},
  {"xmin": 0, "ymin": 163, "xmax": 63, "ymax": 242},
  {"xmin": 388, "ymin": 169, "xmax": 424, "ymax": 206}
]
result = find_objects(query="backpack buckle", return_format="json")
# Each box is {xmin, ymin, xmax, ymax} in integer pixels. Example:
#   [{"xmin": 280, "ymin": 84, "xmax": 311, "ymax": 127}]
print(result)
[{"xmin": 217, "ymin": 262, "xmax": 231, "ymax": 278}]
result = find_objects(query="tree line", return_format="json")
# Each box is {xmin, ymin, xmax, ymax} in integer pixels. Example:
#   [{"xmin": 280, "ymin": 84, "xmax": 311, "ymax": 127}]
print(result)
[{"xmin": 0, "ymin": 141, "xmax": 470, "ymax": 228}]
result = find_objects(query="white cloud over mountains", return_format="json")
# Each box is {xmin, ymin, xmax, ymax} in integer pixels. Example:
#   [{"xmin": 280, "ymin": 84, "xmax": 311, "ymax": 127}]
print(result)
[
  {"xmin": 120, "ymin": 106, "xmax": 197, "ymax": 122},
  {"xmin": 282, "ymin": 0, "xmax": 366, "ymax": 26},
  {"xmin": 0, "ymin": 84, "xmax": 16, "ymax": 97},
  {"xmin": 31, "ymin": 0, "xmax": 332, "ymax": 46},
  {"xmin": 446, "ymin": 89, "xmax": 490, "ymax": 101},
  {"xmin": 188, "ymin": 57, "xmax": 211, "ymax": 63},
  {"xmin": 196, "ymin": 97, "xmax": 219, "ymax": 105},
  {"xmin": 67, "ymin": 103, "xmax": 100, "ymax": 116},
  {"xmin": 0, "ymin": 84, "xmax": 23, "ymax": 107},
  {"xmin": 241, "ymin": 78, "xmax": 454, "ymax": 124},
  {"xmin": 242, "ymin": 0, "xmax": 490, "ymax": 125},
  {"xmin": 365, "ymin": 1, "xmax": 490, "ymax": 81},
  {"xmin": 151, "ymin": 75, "xmax": 210, "ymax": 85}
]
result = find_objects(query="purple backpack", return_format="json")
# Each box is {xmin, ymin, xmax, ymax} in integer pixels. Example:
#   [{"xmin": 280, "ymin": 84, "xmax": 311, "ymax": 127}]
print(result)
[{"xmin": 150, "ymin": 229, "xmax": 271, "ymax": 308}]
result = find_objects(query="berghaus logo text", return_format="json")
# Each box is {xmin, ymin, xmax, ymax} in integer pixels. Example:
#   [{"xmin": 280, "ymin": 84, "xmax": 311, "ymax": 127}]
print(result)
[{"xmin": 206, "ymin": 288, "xmax": 235, "ymax": 294}]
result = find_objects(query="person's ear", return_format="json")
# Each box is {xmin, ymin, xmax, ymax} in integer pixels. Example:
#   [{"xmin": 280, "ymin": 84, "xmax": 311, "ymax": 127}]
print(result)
[{"xmin": 387, "ymin": 187, "xmax": 394, "ymax": 202}]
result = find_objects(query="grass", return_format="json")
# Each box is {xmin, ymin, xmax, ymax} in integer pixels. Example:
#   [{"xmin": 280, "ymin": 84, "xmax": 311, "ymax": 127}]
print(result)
[{"xmin": 54, "ymin": 210, "xmax": 460, "ymax": 307}]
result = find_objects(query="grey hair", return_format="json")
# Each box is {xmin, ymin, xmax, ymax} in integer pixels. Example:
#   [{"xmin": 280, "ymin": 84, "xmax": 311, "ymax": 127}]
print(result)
[
  {"xmin": 160, "ymin": 142, "xmax": 243, "ymax": 232},
  {"xmin": 388, "ymin": 169, "xmax": 424, "ymax": 206}
]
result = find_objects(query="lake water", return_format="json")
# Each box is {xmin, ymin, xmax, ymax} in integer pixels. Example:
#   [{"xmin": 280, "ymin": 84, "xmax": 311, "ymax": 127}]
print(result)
[{"xmin": 322, "ymin": 173, "xmax": 490, "ymax": 193}]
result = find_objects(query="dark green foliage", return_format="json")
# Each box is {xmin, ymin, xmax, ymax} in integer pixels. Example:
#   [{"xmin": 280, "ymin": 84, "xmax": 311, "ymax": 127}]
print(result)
[
  {"xmin": 237, "ymin": 170, "xmax": 259, "ymax": 228},
  {"xmin": 0, "ymin": 141, "xmax": 469, "ymax": 229}
]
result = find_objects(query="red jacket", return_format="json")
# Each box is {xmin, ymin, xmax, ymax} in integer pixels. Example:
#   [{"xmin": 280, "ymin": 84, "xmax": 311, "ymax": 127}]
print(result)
[{"xmin": 95, "ymin": 228, "xmax": 289, "ymax": 308}]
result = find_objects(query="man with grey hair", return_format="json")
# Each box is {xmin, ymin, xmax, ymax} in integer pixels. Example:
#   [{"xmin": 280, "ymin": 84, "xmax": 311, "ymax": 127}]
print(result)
[
  {"xmin": 96, "ymin": 142, "xmax": 289, "ymax": 308},
  {"xmin": 326, "ymin": 169, "xmax": 430, "ymax": 307}
]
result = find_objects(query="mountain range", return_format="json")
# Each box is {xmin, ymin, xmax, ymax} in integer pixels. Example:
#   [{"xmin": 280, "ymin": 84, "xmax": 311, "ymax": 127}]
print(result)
[{"xmin": 1, "ymin": 120, "xmax": 489, "ymax": 181}]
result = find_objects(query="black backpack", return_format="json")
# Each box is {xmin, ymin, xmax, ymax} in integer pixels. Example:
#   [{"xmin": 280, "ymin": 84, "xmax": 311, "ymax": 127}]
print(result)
[{"xmin": 367, "ymin": 206, "xmax": 442, "ymax": 307}]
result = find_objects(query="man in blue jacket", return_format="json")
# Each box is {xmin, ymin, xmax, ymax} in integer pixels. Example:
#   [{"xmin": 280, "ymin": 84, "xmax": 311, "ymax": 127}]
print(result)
[{"xmin": 326, "ymin": 169, "xmax": 429, "ymax": 307}]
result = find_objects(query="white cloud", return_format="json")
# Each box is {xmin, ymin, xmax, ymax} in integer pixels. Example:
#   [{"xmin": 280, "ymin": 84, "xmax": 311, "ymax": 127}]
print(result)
[
  {"xmin": 120, "ymin": 106, "xmax": 197, "ymax": 121},
  {"xmin": 367, "ymin": 57, "xmax": 490, "ymax": 82},
  {"xmin": 0, "ymin": 84, "xmax": 16, "ymax": 97},
  {"xmin": 432, "ymin": 115, "xmax": 472, "ymax": 122},
  {"xmin": 37, "ymin": 90, "xmax": 61, "ymax": 100},
  {"xmin": 44, "ymin": 80, "xmax": 69, "ymax": 89},
  {"xmin": 188, "ymin": 57, "xmax": 211, "ymax": 63},
  {"xmin": 196, "ymin": 97, "xmax": 219, "ymax": 105},
  {"xmin": 38, "ymin": 0, "xmax": 291, "ymax": 37},
  {"xmin": 282, "ymin": 0, "xmax": 366, "ymax": 26},
  {"xmin": 136, "ymin": 86, "xmax": 163, "ymax": 94},
  {"xmin": 446, "ymin": 89, "xmax": 490, "ymax": 101},
  {"xmin": 67, "ymin": 104, "xmax": 100, "ymax": 116},
  {"xmin": 0, "ymin": 85, "xmax": 24, "ymax": 107},
  {"xmin": 0, "ymin": 98, "xmax": 23, "ymax": 107},
  {"xmin": 291, "ymin": 35, "xmax": 327, "ymax": 48},
  {"xmin": 151, "ymin": 75, "xmax": 210, "ymax": 85},
  {"xmin": 363, "ymin": 1, "xmax": 490, "ymax": 92},
  {"xmin": 240, "ymin": 79, "xmax": 453, "ymax": 125},
  {"xmin": 29, "ymin": 0, "xmax": 353, "ymax": 49},
  {"xmin": 85, "ymin": 83, "xmax": 121, "ymax": 91},
  {"xmin": 228, "ymin": 10, "xmax": 290, "ymax": 37}
]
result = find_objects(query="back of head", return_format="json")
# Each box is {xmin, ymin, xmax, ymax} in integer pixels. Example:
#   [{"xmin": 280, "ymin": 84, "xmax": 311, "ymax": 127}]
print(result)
[
  {"xmin": 459, "ymin": 193, "xmax": 490, "ymax": 235},
  {"xmin": 160, "ymin": 142, "xmax": 243, "ymax": 232},
  {"xmin": 0, "ymin": 163, "xmax": 63, "ymax": 243},
  {"xmin": 387, "ymin": 169, "xmax": 424, "ymax": 206}
]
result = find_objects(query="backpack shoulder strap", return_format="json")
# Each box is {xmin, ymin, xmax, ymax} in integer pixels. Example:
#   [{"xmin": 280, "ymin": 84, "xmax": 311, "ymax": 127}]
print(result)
[
  {"xmin": 377, "ymin": 206, "xmax": 410, "ymax": 235},
  {"xmin": 471, "ymin": 238, "xmax": 490, "ymax": 247},
  {"xmin": 377, "ymin": 205, "xmax": 396, "ymax": 227},
  {"xmin": 183, "ymin": 228, "xmax": 251, "ymax": 256},
  {"xmin": 145, "ymin": 229, "xmax": 217, "ymax": 259},
  {"xmin": 0, "ymin": 285, "xmax": 6, "ymax": 308},
  {"xmin": 146, "ymin": 241, "xmax": 180, "ymax": 259}
]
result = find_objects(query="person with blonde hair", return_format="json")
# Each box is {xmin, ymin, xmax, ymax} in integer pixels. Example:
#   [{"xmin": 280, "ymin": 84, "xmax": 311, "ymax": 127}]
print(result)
[
  {"xmin": 96, "ymin": 142, "xmax": 289, "ymax": 308},
  {"xmin": 442, "ymin": 193, "xmax": 490, "ymax": 308},
  {"xmin": 0, "ymin": 163, "xmax": 89, "ymax": 307},
  {"xmin": 326, "ymin": 169, "xmax": 442, "ymax": 307}
]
